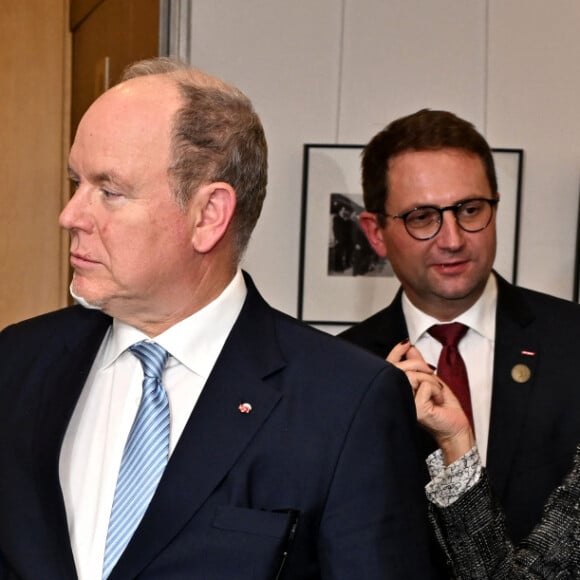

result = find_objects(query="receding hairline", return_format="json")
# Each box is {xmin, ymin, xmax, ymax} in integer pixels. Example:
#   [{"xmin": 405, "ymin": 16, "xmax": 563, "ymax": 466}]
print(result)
[{"xmin": 121, "ymin": 59, "xmax": 246, "ymax": 101}]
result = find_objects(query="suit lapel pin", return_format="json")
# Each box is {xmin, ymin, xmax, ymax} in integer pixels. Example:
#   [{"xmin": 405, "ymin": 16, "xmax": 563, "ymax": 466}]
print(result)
[
  {"xmin": 511, "ymin": 363, "xmax": 532, "ymax": 384},
  {"xmin": 520, "ymin": 350, "xmax": 536, "ymax": 357},
  {"xmin": 238, "ymin": 402, "xmax": 253, "ymax": 414}
]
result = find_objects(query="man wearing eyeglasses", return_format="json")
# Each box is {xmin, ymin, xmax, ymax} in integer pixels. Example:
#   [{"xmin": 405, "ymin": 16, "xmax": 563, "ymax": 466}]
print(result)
[{"xmin": 340, "ymin": 108, "xmax": 580, "ymax": 573}]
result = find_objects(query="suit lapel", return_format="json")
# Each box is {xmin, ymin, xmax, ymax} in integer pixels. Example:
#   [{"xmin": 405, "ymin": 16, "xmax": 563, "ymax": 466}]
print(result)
[
  {"xmin": 7, "ymin": 308, "xmax": 112, "ymax": 580},
  {"xmin": 345, "ymin": 288, "xmax": 408, "ymax": 358},
  {"xmin": 486, "ymin": 275, "xmax": 539, "ymax": 498},
  {"xmin": 375, "ymin": 291, "xmax": 409, "ymax": 352},
  {"xmin": 110, "ymin": 276, "xmax": 285, "ymax": 579}
]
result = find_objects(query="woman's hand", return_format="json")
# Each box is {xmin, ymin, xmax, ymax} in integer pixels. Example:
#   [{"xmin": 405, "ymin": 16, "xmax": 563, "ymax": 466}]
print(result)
[
  {"xmin": 386, "ymin": 339, "xmax": 435, "ymax": 377},
  {"xmin": 413, "ymin": 377, "xmax": 475, "ymax": 465},
  {"xmin": 387, "ymin": 340, "xmax": 475, "ymax": 465}
]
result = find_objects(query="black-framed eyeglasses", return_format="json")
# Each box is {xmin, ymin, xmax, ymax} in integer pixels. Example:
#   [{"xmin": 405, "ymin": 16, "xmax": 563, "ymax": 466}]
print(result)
[{"xmin": 379, "ymin": 197, "xmax": 499, "ymax": 241}]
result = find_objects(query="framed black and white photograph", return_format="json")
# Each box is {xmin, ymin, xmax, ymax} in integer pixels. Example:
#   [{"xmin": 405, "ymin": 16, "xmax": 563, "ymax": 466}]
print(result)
[{"xmin": 297, "ymin": 144, "xmax": 524, "ymax": 325}]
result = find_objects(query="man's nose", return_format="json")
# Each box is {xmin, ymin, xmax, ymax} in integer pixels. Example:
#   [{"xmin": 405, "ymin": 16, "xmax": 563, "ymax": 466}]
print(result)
[
  {"xmin": 59, "ymin": 188, "xmax": 92, "ymax": 232},
  {"xmin": 435, "ymin": 210, "xmax": 464, "ymax": 248}
]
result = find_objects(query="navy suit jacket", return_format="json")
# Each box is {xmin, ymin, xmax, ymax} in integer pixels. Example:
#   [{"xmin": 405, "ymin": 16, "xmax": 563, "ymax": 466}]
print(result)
[
  {"xmin": 340, "ymin": 272, "xmax": 580, "ymax": 544},
  {"xmin": 0, "ymin": 274, "xmax": 435, "ymax": 579}
]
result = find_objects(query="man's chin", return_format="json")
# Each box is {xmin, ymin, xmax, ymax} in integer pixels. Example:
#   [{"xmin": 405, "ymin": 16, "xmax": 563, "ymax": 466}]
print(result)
[
  {"xmin": 432, "ymin": 279, "xmax": 488, "ymax": 304},
  {"xmin": 69, "ymin": 283, "xmax": 104, "ymax": 311}
]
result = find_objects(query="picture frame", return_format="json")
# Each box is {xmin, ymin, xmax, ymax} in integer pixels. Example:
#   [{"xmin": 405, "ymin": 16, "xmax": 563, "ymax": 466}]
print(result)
[{"xmin": 297, "ymin": 144, "xmax": 524, "ymax": 326}]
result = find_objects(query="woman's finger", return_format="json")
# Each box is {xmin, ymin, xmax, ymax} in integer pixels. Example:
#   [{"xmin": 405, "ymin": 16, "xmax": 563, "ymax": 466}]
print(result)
[
  {"xmin": 385, "ymin": 339, "xmax": 412, "ymax": 364},
  {"xmin": 407, "ymin": 371, "xmax": 442, "ymax": 396}
]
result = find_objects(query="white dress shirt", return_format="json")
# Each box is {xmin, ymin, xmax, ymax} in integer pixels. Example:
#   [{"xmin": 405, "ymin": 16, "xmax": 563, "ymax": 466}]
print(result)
[
  {"xmin": 402, "ymin": 273, "xmax": 497, "ymax": 463},
  {"xmin": 59, "ymin": 270, "xmax": 247, "ymax": 580}
]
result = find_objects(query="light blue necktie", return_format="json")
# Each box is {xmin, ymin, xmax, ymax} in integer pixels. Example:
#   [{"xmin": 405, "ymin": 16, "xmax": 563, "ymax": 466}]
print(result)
[{"xmin": 102, "ymin": 341, "xmax": 170, "ymax": 579}]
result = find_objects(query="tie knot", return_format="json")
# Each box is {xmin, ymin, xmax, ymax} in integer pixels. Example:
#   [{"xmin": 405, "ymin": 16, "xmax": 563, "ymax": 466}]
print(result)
[
  {"xmin": 129, "ymin": 341, "xmax": 169, "ymax": 380},
  {"xmin": 428, "ymin": 322, "xmax": 468, "ymax": 347}
]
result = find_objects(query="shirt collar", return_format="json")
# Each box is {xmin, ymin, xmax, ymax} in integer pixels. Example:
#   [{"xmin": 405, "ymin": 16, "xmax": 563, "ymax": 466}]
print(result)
[
  {"xmin": 101, "ymin": 269, "xmax": 247, "ymax": 378},
  {"xmin": 402, "ymin": 273, "xmax": 497, "ymax": 343}
]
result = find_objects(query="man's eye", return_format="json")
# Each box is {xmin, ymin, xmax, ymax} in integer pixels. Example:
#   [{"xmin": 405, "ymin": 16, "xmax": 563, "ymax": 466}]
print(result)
[
  {"xmin": 460, "ymin": 203, "xmax": 482, "ymax": 217},
  {"xmin": 102, "ymin": 190, "xmax": 122, "ymax": 199},
  {"xmin": 407, "ymin": 209, "xmax": 437, "ymax": 226}
]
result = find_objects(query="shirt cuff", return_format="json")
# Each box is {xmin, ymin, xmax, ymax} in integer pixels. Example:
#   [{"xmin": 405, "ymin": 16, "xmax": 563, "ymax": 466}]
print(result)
[{"xmin": 425, "ymin": 446, "xmax": 483, "ymax": 507}]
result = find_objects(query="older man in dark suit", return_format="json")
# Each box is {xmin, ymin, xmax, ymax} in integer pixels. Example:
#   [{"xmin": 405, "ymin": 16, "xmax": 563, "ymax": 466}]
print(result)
[
  {"xmin": 340, "ymin": 109, "xmax": 580, "ymax": 552},
  {"xmin": 0, "ymin": 60, "xmax": 435, "ymax": 579}
]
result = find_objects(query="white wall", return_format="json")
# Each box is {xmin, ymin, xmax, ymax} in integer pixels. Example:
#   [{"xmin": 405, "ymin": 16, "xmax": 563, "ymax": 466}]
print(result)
[
  {"xmin": 486, "ymin": 0, "xmax": 580, "ymax": 299},
  {"xmin": 189, "ymin": 0, "xmax": 580, "ymax": 319}
]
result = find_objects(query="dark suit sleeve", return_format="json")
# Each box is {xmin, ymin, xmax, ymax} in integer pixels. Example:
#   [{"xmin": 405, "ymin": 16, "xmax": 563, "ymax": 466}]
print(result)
[
  {"xmin": 317, "ymin": 365, "xmax": 436, "ymax": 579},
  {"xmin": 428, "ymin": 448, "xmax": 580, "ymax": 579}
]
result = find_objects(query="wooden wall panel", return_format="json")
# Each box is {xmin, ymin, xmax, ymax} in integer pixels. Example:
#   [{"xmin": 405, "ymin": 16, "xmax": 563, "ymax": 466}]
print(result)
[{"xmin": 0, "ymin": 0, "xmax": 70, "ymax": 328}]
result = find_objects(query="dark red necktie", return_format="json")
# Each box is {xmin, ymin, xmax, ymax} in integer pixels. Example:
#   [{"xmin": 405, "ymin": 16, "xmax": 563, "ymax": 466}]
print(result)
[{"xmin": 428, "ymin": 323, "xmax": 474, "ymax": 429}]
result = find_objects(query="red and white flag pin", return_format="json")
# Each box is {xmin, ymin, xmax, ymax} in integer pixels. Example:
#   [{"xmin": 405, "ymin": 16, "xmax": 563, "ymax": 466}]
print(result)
[{"xmin": 238, "ymin": 402, "xmax": 253, "ymax": 414}]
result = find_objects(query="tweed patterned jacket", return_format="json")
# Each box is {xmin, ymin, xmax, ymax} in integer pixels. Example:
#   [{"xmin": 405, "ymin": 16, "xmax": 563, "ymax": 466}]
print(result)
[{"xmin": 428, "ymin": 445, "xmax": 580, "ymax": 579}]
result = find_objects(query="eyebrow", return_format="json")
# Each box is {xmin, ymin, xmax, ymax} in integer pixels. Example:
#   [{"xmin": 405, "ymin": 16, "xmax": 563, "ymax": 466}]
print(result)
[
  {"xmin": 67, "ymin": 165, "xmax": 132, "ymax": 191},
  {"xmin": 395, "ymin": 195, "xmax": 489, "ymax": 213}
]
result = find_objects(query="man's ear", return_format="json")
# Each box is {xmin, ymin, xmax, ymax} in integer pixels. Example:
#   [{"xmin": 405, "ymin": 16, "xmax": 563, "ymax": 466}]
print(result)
[
  {"xmin": 190, "ymin": 182, "xmax": 236, "ymax": 253},
  {"xmin": 358, "ymin": 211, "xmax": 388, "ymax": 259}
]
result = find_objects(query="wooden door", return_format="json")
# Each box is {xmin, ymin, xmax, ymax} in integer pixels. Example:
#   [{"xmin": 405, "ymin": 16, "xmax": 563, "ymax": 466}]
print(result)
[{"xmin": 70, "ymin": 0, "xmax": 161, "ymax": 137}]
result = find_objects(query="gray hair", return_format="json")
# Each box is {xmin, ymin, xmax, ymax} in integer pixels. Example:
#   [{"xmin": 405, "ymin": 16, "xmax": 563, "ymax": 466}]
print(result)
[{"xmin": 121, "ymin": 57, "xmax": 268, "ymax": 262}]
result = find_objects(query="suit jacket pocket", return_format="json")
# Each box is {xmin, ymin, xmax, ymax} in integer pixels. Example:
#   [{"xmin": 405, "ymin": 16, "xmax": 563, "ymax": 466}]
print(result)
[
  {"xmin": 204, "ymin": 506, "xmax": 299, "ymax": 579},
  {"xmin": 213, "ymin": 505, "xmax": 294, "ymax": 538}
]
